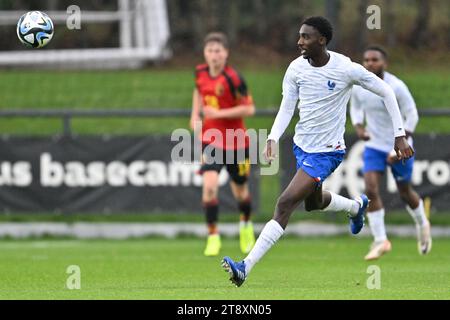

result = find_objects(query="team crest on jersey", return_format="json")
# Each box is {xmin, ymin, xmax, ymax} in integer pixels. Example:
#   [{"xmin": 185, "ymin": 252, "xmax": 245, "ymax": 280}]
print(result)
[
  {"xmin": 327, "ymin": 80, "xmax": 336, "ymax": 91},
  {"xmin": 215, "ymin": 83, "xmax": 225, "ymax": 96}
]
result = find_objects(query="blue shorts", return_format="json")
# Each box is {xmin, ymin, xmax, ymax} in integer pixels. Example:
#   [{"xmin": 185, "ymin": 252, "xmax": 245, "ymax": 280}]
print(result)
[
  {"xmin": 363, "ymin": 147, "xmax": 414, "ymax": 183},
  {"xmin": 293, "ymin": 144, "xmax": 345, "ymax": 185}
]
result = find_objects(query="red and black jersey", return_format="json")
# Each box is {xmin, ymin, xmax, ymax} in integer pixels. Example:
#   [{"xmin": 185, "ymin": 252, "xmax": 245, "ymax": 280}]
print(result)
[{"xmin": 195, "ymin": 64, "xmax": 254, "ymax": 150}]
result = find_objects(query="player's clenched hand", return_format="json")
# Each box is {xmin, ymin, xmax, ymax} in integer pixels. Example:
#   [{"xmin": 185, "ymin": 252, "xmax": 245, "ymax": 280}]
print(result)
[
  {"xmin": 202, "ymin": 106, "xmax": 220, "ymax": 119},
  {"xmin": 394, "ymin": 136, "xmax": 415, "ymax": 160},
  {"xmin": 263, "ymin": 139, "xmax": 277, "ymax": 164},
  {"xmin": 355, "ymin": 125, "xmax": 370, "ymax": 141}
]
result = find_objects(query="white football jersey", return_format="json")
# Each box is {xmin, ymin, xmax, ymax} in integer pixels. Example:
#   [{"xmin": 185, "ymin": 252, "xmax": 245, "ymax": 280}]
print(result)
[
  {"xmin": 280, "ymin": 51, "xmax": 405, "ymax": 153},
  {"xmin": 350, "ymin": 71, "xmax": 418, "ymax": 153}
]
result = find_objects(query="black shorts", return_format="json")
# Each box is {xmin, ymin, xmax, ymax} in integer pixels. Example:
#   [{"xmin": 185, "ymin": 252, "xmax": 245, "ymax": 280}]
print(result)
[{"xmin": 199, "ymin": 144, "xmax": 250, "ymax": 185}]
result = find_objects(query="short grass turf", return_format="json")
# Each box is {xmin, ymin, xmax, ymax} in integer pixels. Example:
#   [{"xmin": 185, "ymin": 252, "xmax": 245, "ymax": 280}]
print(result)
[
  {"xmin": 0, "ymin": 237, "xmax": 449, "ymax": 300},
  {"xmin": 0, "ymin": 69, "xmax": 449, "ymax": 135}
]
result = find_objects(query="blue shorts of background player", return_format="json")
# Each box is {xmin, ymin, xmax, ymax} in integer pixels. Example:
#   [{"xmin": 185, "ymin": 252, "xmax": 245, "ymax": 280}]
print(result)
[
  {"xmin": 293, "ymin": 144, "xmax": 345, "ymax": 186},
  {"xmin": 363, "ymin": 147, "xmax": 414, "ymax": 183}
]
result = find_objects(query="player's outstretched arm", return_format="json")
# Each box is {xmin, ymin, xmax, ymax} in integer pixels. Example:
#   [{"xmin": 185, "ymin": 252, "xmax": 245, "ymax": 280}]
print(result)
[
  {"xmin": 190, "ymin": 89, "xmax": 202, "ymax": 131},
  {"xmin": 350, "ymin": 92, "xmax": 370, "ymax": 141},
  {"xmin": 203, "ymin": 103, "xmax": 255, "ymax": 119},
  {"xmin": 264, "ymin": 96, "xmax": 298, "ymax": 163},
  {"xmin": 263, "ymin": 62, "xmax": 299, "ymax": 163},
  {"xmin": 349, "ymin": 63, "xmax": 414, "ymax": 159},
  {"xmin": 396, "ymin": 80, "xmax": 419, "ymax": 138}
]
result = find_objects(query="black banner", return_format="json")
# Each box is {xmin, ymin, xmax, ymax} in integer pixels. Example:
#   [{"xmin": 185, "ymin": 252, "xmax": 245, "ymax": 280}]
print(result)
[
  {"xmin": 0, "ymin": 136, "xmax": 259, "ymax": 213},
  {"xmin": 280, "ymin": 134, "xmax": 450, "ymax": 212},
  {"xmin": 1, "ymin": 134, "xmax": 448, "ymax": 213}
]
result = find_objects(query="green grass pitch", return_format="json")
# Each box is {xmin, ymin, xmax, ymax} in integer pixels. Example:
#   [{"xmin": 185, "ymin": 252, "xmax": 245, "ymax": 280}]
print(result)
[
  {"xmin": 0, "ymin": 69, "xmax": 448, "ymax": 135},
  {"xmin": 0, "ymin": 237, "xmax": 449, "ymax": 300}
]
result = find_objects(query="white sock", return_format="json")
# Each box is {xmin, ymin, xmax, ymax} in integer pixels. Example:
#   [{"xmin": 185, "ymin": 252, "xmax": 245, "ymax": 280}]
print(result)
[
  {"xmin": 322, "ymin": 192, "xmax": 360, "ymax": 216},
  {"xmin": 406, "ymin": 200, "xmax": 428, "ymax": 227},
  {"xmin": 244, "ymin": 219, "xmax": 284, "ymax": 274},
  {"xmin": 367, "ymin": 209, "xmax": 387, "ymax": 242}
]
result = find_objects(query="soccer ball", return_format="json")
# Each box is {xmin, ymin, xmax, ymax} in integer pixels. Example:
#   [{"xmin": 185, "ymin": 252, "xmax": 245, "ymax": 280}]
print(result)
[{"xmin": 17, "ymin": 11, "xmax": 54, "ymax": 48}]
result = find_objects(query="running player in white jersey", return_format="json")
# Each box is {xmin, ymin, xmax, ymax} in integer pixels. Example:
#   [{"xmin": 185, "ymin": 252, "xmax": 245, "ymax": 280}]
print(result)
[
  {"xmin": 350, "ymin": 46, "xmax": 432, "ymax": 260},
  {"xmin": 221, "ymin": 16, "xmax": 414, "ymax": 287}
]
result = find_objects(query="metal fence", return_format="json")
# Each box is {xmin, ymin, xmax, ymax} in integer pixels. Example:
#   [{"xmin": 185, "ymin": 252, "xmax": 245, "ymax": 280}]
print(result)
[{"xmin": 0, "ymin": 108, "xmax": 449, "ymax": 136}]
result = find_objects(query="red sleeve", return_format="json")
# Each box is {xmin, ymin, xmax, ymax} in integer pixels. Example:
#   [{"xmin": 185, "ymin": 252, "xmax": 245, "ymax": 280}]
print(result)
[
  {"xmin": 194, "ymin": 64, "xmax": 208, "ymax": 89},
  {"xmin": 224, "ymin": 66, "xmax": 254, "ymax": 106}
]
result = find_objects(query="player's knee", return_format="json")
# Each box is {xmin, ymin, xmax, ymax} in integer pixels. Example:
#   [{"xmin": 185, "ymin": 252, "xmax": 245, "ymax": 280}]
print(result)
[
  {"xmin": 233, "ymin": 186, "xmax": 249, "ymax": 202},
  {"xmin": 203, "ymin": 187, "xmax": 218, "ymax": 202}
]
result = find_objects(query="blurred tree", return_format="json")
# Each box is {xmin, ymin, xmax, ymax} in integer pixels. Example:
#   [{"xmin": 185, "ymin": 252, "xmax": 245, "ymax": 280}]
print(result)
[
  {"xmin": 2, "ymin": 0, "xmax": 10, "ymax": 8},
  {"xmin": 189, "ymin": 0, "xmax": 207, "ymax": 51},
  {"xmin": 409, "ymin": 0, "xmax": 431, "ymax": 48},
  {"xmin": 1, "ymin": 0, "xmax": 447, "ymax": 56},
  {"xmin": 355, "ymin": 0, "xmax": 368, "ymax": 52},
  {"xmin": 12, "ymin": 0, "xmax": 26, "ymax": 10},
  {"xmin": 47, "ymin": 0, "xmax": 57, "ymax": 10},
  {"xmin": 325, "ymin": 0, "xmax": 340, "ymax": 50},
  {"xmin": 167, "ymin": 0, "xmax": 188, "ymax": 36},
  {"xmin": 227, "ymin": 0, "xmax": 240, "ymax": 46},
  {"xmin": 252, "ymin": 0, "xmax": 267, "ymax": 41},
  {"xmin": 384, "ymin": 0, "xmax": 397, "ymax": 47},
  {"xmin": 217, "ymin": 0, "xmax": 239, "ymax": 46}
]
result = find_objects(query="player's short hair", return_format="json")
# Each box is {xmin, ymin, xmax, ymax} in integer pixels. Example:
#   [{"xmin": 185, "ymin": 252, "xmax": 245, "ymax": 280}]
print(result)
[
  {"xmin": 203, "ymin": 32, "xmax": 229, "ymax": 49},
  {"xmin": 301, "ymin": 16, "xmax": 333, "ymax": 45},
  {"xmin": 364, "ymin": 45, "xmax": 388, "ymax": 60}
]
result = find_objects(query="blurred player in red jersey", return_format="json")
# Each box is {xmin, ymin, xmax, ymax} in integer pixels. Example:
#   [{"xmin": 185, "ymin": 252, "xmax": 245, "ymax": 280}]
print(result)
[{"xmin": 190, "ymin": 32, "xmax": 256, "ymax": 256}]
